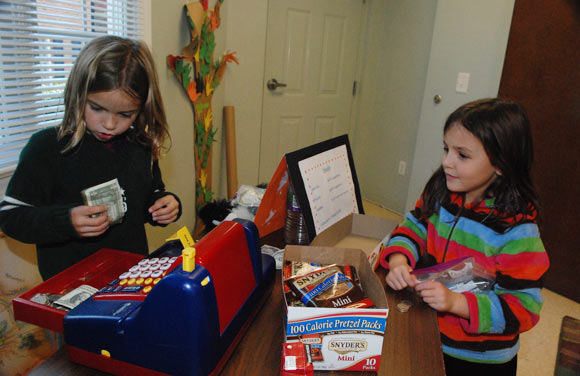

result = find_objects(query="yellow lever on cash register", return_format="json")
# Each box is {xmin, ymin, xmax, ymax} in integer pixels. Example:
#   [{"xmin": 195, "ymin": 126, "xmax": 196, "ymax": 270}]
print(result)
[
  {"xmin": 182, "ymin": 248, "xmax": 196, "ymax": 272},
  {"xmin": 166, "ymin": 226, "xmax": 195, "ymax": 249}
]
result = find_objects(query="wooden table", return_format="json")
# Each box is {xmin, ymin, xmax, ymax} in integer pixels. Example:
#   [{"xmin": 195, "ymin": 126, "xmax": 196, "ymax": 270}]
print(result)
[{"xmin": 31, "ymin": 230, "xmax": 445, "ymax": 375}]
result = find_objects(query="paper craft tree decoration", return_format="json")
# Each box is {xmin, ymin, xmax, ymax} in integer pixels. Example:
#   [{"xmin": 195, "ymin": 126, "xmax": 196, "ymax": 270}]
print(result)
[{"xmin": 167, "ymin": 0, "xmax": 238, "ymax": 218}]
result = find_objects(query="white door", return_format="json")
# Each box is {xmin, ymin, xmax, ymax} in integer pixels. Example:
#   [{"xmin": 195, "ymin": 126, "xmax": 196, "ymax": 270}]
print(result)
[{"xmin": 258, "ymin": 0, "xmax": 364, "ymax": 183}]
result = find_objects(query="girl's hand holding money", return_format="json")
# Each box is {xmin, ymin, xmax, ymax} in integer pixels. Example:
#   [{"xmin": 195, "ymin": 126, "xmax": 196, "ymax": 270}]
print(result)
[
  {"xmin": 70, "ymin": 205, "xmax": 110, "ymax": 237},
  {"xmin": 149, "ymin": 195, "xmax": 179, "ymax": 224}
]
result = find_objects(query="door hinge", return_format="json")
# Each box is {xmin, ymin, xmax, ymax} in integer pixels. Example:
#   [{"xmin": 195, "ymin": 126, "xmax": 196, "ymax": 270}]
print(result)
[{"xmin": 352, "ymin": 80, "xmax": 358, "ymax": 96}]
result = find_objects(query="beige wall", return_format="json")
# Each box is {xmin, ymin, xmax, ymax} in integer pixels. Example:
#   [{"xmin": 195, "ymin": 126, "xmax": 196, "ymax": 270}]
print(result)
[
  {"xmin": 222, "ymin": 0, "xmax": 269, "ymax": 187},
  {"xmin": 145, "ymin": 0, "xmax": 227, "ymax": 247}
]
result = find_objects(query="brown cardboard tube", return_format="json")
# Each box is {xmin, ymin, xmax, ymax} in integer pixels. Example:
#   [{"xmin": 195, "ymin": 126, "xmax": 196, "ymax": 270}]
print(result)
[{"xmin": 224, "ymin": 106, "xmax": 238, "ymax": 200}]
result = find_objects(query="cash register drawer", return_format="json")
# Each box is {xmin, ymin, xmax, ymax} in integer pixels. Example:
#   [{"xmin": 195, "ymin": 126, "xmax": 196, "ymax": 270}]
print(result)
[{"xmin": 12, "ymin": 249, "xmax": 144, "ymax": 333}]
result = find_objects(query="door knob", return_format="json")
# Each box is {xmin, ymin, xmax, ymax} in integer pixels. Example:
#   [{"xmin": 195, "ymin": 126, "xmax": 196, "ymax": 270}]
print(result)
[
  {"xmin": 433, "ymin": 94, "xmax": 442, "ymax": 104},
  {"xmin": 267, "ymin": 78, "xmax": 287, "ymax": 91}
]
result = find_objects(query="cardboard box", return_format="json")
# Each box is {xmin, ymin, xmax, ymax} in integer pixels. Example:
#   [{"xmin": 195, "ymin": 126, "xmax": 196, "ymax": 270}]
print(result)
[
  {"xmin": 283, "ymin": 245, "xmax": 389, "ymax": 372},
  {"xmin": 310, "ymin": 213, "xmax": 399, "ymax": 271}
]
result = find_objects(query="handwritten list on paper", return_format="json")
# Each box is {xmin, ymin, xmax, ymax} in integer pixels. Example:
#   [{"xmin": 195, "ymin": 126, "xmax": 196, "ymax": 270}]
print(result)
[{"xmin": 298, "ymin": 144, "xmax": 359, "ymax": 235}]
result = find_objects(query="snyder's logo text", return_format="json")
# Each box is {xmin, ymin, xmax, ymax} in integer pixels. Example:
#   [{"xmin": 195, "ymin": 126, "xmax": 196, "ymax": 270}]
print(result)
[{"xmin": 328, "ymin": 340, "xmax": 368, "ymax": 355}]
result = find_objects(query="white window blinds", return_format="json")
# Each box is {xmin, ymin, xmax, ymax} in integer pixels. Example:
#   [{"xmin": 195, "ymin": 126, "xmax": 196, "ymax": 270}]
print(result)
[{"xmin": 0, "ymin": 0, "xmax": 143, "ymax": 177}]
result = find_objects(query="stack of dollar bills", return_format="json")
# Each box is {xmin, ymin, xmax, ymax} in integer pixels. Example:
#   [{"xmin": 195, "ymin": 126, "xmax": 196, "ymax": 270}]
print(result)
[
  {"xmin": 81, "ymin": 178, "xmax": 125, "ymax": 224},
  {"xmin": 53, "ymin": 285, "xmax": 98, "ymax": 310}
]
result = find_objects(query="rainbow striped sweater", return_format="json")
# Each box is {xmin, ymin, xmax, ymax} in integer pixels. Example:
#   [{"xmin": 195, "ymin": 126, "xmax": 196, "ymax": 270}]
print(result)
[{"xmin": 379, "ymin": 193, "xmax": 549, "ymax": 364}]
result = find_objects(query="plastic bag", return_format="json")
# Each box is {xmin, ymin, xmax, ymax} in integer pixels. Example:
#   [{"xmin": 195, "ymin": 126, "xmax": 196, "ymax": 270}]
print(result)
[
  {"xmin": 411, "ymin": 256, "xmax": 495, "ymax": 293},
  {"xmin": 232, "ymin": 185, "xmax": 266, "ymax": 207}
]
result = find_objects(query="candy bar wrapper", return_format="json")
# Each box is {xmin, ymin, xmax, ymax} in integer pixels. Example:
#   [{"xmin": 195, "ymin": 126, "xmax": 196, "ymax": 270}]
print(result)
[
  {"xmin": 283, "ymin": 261, "xmax": 325, "ymax": 307},
  {"xmin": 280, "ymin": 342, "xmax": 314, "ymax": 376},
  {"xmin": 300, "ymin": 334, "xmax": 324, "ymax": 362},
  {"xmin": 285, "ymin": 264, "xmax": 375, "ymax": 308}
]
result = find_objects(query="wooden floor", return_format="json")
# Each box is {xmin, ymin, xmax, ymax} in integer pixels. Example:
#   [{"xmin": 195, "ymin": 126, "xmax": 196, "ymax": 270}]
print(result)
[{"xmin": 361, "ymin": 199, "xmax": 580, "ymax": 376}]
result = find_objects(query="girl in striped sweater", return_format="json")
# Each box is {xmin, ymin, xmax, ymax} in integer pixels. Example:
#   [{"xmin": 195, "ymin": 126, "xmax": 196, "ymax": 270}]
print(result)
[{"xmin": 379, "ymin": 98, "xmax": 549, "ymax": 375}]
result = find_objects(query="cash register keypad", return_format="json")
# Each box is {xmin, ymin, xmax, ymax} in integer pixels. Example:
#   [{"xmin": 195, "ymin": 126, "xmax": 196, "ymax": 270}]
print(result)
[{"xmin": 94, "ymin": 256, "xmax": 181, "ymax": 301}]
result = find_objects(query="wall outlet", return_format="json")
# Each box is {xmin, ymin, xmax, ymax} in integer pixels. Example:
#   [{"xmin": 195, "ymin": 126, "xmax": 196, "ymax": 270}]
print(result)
[{"xmin": 398, "ymin": 160, "xmax": 406, "ymax": 176}]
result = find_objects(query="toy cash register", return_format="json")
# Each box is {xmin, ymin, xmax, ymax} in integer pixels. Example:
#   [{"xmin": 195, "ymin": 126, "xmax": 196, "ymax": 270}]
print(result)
[{"xmin": 13, "ymin": 219, "xmax": 276, "ymax": 376}]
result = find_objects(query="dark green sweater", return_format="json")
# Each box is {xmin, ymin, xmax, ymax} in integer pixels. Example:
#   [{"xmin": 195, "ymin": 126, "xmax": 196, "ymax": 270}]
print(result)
[{"xmin": 0, "ymin": 127, "xmax": 181, "ymax": 280}]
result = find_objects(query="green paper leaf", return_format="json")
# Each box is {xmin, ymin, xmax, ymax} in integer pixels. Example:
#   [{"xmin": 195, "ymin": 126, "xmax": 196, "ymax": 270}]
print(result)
[
  {"xmin": 181, "ymin": 64, "xmax": 192, "ymax": 89},
  {"xmin": 206, "ymin": 132, "xmax": 217, "ymax": 146},
  {"xmin": 200, "ymin": 63, "xmax": 210, "ymax": 77},
  {"xmin": 196, "ymin": 143, "xmax": 203, "ymax": 159},
  {"xmin": 195, "ymin": 103, "xmax": 209, "ymax": 113}
]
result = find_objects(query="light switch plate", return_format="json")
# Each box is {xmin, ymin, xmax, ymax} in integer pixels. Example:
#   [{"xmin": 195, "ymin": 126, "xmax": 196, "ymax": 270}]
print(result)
[{"xmin": 456, "ymin": 72, "xmax": 470, "ymax": 93}]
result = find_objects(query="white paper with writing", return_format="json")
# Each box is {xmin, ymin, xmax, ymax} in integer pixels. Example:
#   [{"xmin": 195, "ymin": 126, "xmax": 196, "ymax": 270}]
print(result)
[{"xmin": 298, "ymin": 144, "xmax": 359, "ymax": 235}]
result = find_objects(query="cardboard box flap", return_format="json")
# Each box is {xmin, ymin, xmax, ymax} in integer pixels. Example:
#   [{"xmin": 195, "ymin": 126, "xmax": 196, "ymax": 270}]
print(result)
[
  {"xmin": 311, "ymin": 213, "xmax": 398, "ymax": 246},
  {"xmin": 309, "ymin": 215, "xmax": 354, "ymax": 246},
  {"xmin": 284, "ymin": 245, "xmax": 387, "ymax": 309},
  {"xmin": 350, "ymin": 213, "xmax": 398, "ymax": 238}
]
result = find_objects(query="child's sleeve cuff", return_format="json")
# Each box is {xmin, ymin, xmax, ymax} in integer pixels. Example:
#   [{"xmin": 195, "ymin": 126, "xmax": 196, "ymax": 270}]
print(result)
[
  {"xmin": 51, "ymin": 204, "xmax": 79, "ymax": 237},
  {"xmin": 459, "ymin": 292, "xmax": 480, "ymax": 333},
  {"xmin": 379, "ymin": 245, "xmax": 416, "ymax": 270}
]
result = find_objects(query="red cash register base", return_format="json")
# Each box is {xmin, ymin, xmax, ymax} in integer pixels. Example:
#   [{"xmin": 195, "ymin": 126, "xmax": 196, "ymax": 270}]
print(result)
[{"xmin": 13, "ymin": 219, "xmax": 275, "ymax": 376}]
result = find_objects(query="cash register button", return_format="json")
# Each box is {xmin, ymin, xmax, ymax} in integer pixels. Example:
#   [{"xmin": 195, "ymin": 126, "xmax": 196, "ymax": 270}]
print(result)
[
  {"xmin": 143, "ymin": 286, "xmax": 152, "ymax": 293},
  {"xmin": 153, "ymin": 278, "xmax": 162, "ymax": 285},
  {"xmin": 151, "ymin": 270, "xmax": 163, "ymax": 278},
  {"xmin": 138, "ymin": 259, "xmax": 149, "ymax": 265},
  {"xmin": 170, "ymin": 257, "xmax": 178, "ymax": 263},
  {"xmin": 129, "ymin": 271, "xmax": 141, "ymax": 279},
  {"xmin": 136, "ymin": 278, "xmax": 144, "ymax": 285},
  {"xmin": 160, "ymin": 263, "xmax": 172, "ymax": 270},
  {"xmin": 128, "ymin": 278, "xmax": 136, "ymax": 285},
  {"xmin": 129, "ymin": 265, "xmax": 140, "ymax": 272},
  {"xmin": 144, "ymin": 277, "xmax": 153, "ymax": 285},
  {"xmin": 148, "ymin": 257, "xmax": 159, "ymax": 264},
  {"xmin": 119, "ymin": 272, "xmax": 130, "ymax": 279},
  {"xmin": 139, "ymin": 265, "xmax": 150, "ymax": 271},
  {"xmin": 113, "ymin": 286, "xmax": 123, "ymax": 292},
  {"xmin": 120, "ymin": 279, "xmax": 128, "ymax": 285},
  {"xmin": 149, "ymin": 264, "xmax": 160, "ymax": 271},
  {"xmin": 140, "ymin": 270, "xmax": 152, "ymax": 278},
  {"xmin": 108, "ymin": 279, "xmax": 120, "ymax": 286}
]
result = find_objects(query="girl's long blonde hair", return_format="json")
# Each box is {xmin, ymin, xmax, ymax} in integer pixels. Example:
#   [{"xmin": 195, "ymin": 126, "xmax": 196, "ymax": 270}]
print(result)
[{"xmin": 58, "ymin": 35, "xmax": 169, "ymax": 158}]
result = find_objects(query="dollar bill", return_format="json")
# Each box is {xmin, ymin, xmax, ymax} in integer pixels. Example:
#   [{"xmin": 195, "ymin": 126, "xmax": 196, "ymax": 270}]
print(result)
[
  {"xmin": 82, "ymin": 178, "xmax": 124, "ymax": 225},
  {"xmin": 53, "ymin": 285, "xmax": 98, "ymax": 310}
]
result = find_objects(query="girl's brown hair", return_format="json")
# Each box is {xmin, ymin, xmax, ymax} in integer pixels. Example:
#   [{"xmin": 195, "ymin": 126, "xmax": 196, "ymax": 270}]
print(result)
[
  {"xmin": 420, "ymin": 98, "xmax": 540, "ymax": 229},
  {"xmin": 58, "ymin": 35, "xmax": 169, "ymax": 158}
]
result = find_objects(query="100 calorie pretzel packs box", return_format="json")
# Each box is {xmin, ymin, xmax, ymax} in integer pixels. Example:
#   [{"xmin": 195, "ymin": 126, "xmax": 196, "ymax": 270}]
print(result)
[{"xmin": 282, "ymin": 245, "xmax": 389, "ymax": 372}]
